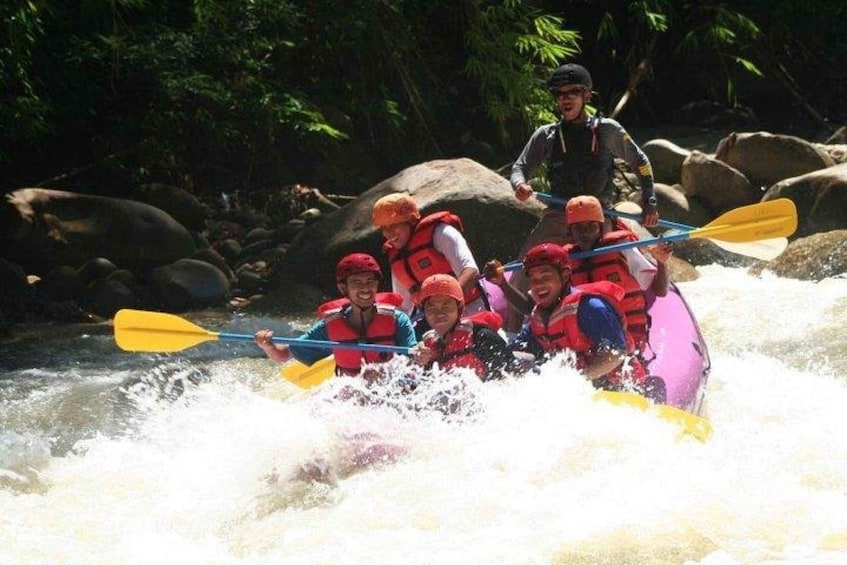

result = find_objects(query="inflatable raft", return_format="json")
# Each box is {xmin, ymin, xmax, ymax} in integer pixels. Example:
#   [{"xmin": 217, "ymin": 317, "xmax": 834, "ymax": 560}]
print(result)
[{"xmin": 641, "ymin": 281, "xmax": 710, "ymax": 414}]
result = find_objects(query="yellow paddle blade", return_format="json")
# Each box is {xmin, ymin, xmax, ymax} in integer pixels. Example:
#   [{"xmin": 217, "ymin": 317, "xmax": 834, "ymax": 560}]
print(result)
[
  {"xmin": 710, "ymin": 236, "xmax": 788, "ymax": 261},
  {"xmin": 594, "ymin": 390, "xmax": 713, "ymax": 442},
  {"xmin": 280, "ymin": 356, "xmax": 337, "ymax": 388},
  {"xmin": 114, "ymin": 309, "xmax": 219, "ymax": 353},
  {"xmin": 691, "ymin": 198, "xmax": 797, "ymax": 243}
]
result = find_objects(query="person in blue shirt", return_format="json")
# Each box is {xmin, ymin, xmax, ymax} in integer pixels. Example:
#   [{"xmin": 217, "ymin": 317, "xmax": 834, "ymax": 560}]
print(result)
[
  {"xmin": 510, "ymin": 243, "xmax": 651, "ymax": 389},
  {"xmin": 254, "ymin": 253, "xmax": 417, "ymax": 381}
]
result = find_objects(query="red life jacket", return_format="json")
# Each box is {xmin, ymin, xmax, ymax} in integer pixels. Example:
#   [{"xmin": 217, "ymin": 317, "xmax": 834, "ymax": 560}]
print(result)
[
  {"xmin": 319, "ymin": 292, "xmax": 403, "ymax": 376},
  {"xmin": 421, "ymin": 311, "xmax": 503, "ymax": 380},
  {"xmin": 564, "ymin": 229, "xmax": 650, "ymax": 349},
  {"xmin": 384, "ymin": 211, "xmax": 482, "ymax": 306},
  {"xmin": 529, "ymin": 281, "xmax": 645, "ymax": 385}
]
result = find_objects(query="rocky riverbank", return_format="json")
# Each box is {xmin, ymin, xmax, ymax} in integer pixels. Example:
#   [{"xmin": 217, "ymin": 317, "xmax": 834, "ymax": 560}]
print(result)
[{"xmin": 2, "ymin": 127, "xmax": 847, "ymax": 338}]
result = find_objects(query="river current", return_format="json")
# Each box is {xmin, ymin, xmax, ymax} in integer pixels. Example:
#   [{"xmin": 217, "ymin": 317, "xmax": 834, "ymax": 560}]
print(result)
[{"xmin": 2, "ymin": 265, "xmax": 847, "ymax": 564}]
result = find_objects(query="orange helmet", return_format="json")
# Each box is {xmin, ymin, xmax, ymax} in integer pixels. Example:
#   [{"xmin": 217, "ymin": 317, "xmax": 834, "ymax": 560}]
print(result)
[
  {"xmin": 418, "ymin": 274, "xmax": 464, "ymax": 310},
  {"xmin": 523, "ymin": 243, "xmax": 570, "ymax": 273},
  {"xmin": 566, "ymin": 195, "xmax": 604, "ymax": 226},
  {"xmin": 335, "ymin": 253, "xmax": 382, "ymax": 283},
  {"xmin": 372, "ymin": 193, "xmax": 420, "ymax": 227}
]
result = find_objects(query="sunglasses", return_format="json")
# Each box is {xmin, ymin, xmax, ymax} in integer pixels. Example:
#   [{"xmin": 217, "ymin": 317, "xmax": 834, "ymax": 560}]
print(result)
[{"xmin": 551, "ymin": 87, "xmax": 586, "ymax": 99}]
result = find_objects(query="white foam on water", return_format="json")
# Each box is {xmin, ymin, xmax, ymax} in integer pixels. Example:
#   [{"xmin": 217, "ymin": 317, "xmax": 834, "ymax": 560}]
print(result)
[{"xmin": 3, "ymin": 267, "xmax": 847, "ymax": 564}]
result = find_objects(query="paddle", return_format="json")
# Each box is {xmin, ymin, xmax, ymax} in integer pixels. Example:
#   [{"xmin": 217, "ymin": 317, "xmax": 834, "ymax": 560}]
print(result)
[
  {"xmin": 280, "ymin": 356, "xmax": 338, "ymax": 388},
  {"xmin": 113, "ymin": 309, "xmax": 413, "ymax": 355},
  {"xmin": 534, "ymin": 192, "xmax": 791, "ymax": 260},
  {"xmin": 497, "ymin": 198, "xmax": 796, "ymax": 273},
  {"xmin": 595, "ymin": 390, "xmax": 712, "ymax": 442},
  {"xmin": 605, "ymin": 208, "xmax": 788, "ymax": 260}
]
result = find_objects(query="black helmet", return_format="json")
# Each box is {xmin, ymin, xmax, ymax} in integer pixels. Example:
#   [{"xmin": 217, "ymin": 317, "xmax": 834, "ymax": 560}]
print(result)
[{"xmin": 547, "ymin": 63, "xmax": 592, "ymax": 91}]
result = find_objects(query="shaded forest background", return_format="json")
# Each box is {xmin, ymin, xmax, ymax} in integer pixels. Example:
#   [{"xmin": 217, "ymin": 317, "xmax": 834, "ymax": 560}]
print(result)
[{"xmin": 2, "ymin": 0, "xmax": 845, "ymax": 200}]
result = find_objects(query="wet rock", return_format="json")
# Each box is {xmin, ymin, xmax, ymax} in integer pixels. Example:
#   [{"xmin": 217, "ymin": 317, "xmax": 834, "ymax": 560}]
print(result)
[
  {"xmin": 77, "ymin": 257, "xmax": 118, "ymax": 285},
  {"xmin": 82, "ymin": 278, "xmax": 139, "ymax": 318},
  {"xmin": 150, "ymin": 258, "xmax": 231, "ymax": 311},
  {"xmin": 215, "ymin": 238, "xmax": 242, "ymax": 264},
  {"xmin": 2, "ymin": 188, "xmax": 196, "ymax": 275},
  {"xmin": 680, "ymin": 150, "xmax": 759, "ymax": 214},
  {"xmin": 246, "ymin": 227, "xmax": 274, "ymax": 244},
  {"xmin": 762, "ymin": 163, "xmax": 847, "ymax": 238},
  {"xmin": 191, "ymin": 248, "xmax": 236, "ymax": 285},
  {"xmin": 715, "ymin": 131, "xmax": 835, "ymax": 190},
  {"xmin": 283, "ymin": 158, "xmax": 541, "ymax": 292},
  {"xmin": 299, "ymin": 208, "xmax": 323, "ymax": 223},
  {"xmin": 133, "ymin": 183, "xmax": 208, "ymax": 231},
  {"xmin": 39, "ymin": 265, "xmax": 85, "ymax": 301},
  {"xmin": 752, "ymin": 230, "xmax": 847, "ymax": 280},
  {"xmin": 642, "ymin": 139, "xmax": 690, "ymax": 185}
]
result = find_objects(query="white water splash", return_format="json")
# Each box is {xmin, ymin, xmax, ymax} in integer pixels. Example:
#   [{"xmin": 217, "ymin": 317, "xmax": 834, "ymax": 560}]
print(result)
[{"xmin": 3, "ymin": 267, "xmax": 847, "ymax": 564}]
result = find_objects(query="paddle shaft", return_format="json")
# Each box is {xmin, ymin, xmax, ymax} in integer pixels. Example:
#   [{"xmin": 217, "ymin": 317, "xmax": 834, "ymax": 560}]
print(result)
[
  {"xmin": 535, "ymin": 192, "xmax": 690, "ymax": 230},
  {"xmin": 218, "ymin": 332, "xmax": 412, "ymax": 354},
  {"xmin": 499, "ymin": 235, "xmax": 654, "ymax": 273}
]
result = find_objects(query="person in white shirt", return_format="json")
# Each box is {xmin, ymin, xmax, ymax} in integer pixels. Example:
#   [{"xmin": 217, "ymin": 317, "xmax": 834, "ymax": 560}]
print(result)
[{"xmin": 371, "ymin": 193, "xmax": 487, "ymax": 318}]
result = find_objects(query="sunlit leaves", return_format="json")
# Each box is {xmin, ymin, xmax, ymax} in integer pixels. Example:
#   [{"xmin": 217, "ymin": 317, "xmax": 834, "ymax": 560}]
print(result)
[{"xmin": 464, "ymin": 1, "xmax": 579, "ymax": 129}]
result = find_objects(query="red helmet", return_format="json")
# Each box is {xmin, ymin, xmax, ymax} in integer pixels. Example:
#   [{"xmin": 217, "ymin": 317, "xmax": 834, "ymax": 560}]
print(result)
[
  {"xmin": 335, "ymin": 253, "xmax": 382, "ymax": 283},
  {"xmin": 523, "ymin": 243, "xmax": 570, "ymax": 273},
  {"xmin": 417, "ymin": 274, "xmax": 464, "ymax": 310}
]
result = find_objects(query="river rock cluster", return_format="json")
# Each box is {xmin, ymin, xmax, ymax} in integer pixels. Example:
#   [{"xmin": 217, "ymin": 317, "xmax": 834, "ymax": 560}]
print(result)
[{"xmin": 1, "ymin": 129, "xmax": 846, "ymax": 336}]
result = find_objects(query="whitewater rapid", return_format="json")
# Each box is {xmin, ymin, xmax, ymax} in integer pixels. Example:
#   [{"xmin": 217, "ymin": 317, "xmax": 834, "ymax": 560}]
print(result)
[{"xmin": 2, "ymin": 265, "xmax": 847, "ymax": 564}]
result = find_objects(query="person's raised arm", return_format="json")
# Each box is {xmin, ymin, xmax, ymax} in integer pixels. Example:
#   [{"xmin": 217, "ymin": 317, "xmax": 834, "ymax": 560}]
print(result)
[
  {"xmin": 482, "ymin": 259, "xmax": 534, "ymax": 315},
  {"xmin": 647, "ymin": 243, "xmax": 671, "ymax": 297}
]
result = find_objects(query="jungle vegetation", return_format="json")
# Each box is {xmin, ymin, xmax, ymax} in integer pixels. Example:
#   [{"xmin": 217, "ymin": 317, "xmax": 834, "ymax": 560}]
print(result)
[{"xmin": 2, "ymin": 0, "xmax": 845, "ymax": 197}]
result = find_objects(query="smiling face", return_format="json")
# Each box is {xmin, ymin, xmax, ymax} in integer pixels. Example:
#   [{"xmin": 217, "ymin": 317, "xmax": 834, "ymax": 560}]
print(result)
[
  {"xmin": 337, "ymin": 272, "xmax": 380, "ymax": 309},
  {"xmin": 423, "ymin": 295, "xmax": 461, "ymax": 336},
  {"xmin": 380, "ymin": 222, "xmax": 413, "ymax": 250},
  {"xmin": 527, "ymin": 265, "xmax": 567, "ymax": 308},
  {"xmin": 569, "ymin": 220, "xmax": 603, "ymax": 251}
]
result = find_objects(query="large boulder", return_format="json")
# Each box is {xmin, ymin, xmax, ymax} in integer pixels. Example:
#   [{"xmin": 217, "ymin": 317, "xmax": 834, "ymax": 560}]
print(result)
[
  {"xmin": 641, "ymin": 139, "xmax": 690, "ymax": 185},
  {"xmin": 132, "ymin": 183, "xmax": 208, "ymax": 231},
  {"xmin": 680, "ymin": 150, "xmax": 759, "ymax": 215},
  {"xmin": 283, "ymin": 158, "xmax": 543, "ymax": 291},
  {"xmin": 714, "ymin": 131, "xmax": 835, "ymax": 190},
  {"xmin": 150, "ymin": 258, "xmax": 231, "ymax": 311},
  {"xmin": 751, "ymin": 231, "xmax": 847, "ymax": 280},
  {"xmin": 762, "ymin": 163, "xmax": 847, "ymax": 238},
  {"xmin": 1, "ymin": 188, "xmax": 196, "ymax": 275},
  {"xmin": 631, "ymin": 183, "xmax": 713, "ymax": 229}
]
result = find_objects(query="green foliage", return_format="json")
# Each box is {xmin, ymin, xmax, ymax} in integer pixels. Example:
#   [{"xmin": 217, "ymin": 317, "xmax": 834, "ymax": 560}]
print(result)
[
  {"xmin": 1, "ymin": 0, "xmax": 845, "ymax": 195},
  {"xmin": 463, "ymin": 0, "xmax": 580, "ymax": 128},
  {"xmin": 0, "ymin": 0, "xmax": 52, "ymax": 162},
  {"xmin": 593, "ymin": 1, "xmax": 762, "ymax": 110}
]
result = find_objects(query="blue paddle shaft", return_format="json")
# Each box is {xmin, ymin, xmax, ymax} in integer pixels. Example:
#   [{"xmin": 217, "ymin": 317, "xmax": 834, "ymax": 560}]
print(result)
[
  {"xmin": 217, "ymin": 332, "xmax": 412, "ymax": 354},
  {"xmin": 534, "ymin": 192, "xmax": 692, "ymax": 231},
  {"xmin": 499, "ymin": 233, "xmax": 675, "ymax": 272}
]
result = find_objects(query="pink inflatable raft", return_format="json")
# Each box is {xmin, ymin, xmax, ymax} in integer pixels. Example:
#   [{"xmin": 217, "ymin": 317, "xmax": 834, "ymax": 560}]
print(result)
[
  {"xmin": 481, "ymin": 278, "xmax": 710, "ymax": 414},
  {"xmin": 641, "ymin": 282, "xmax": 710, "ymax": 413}
]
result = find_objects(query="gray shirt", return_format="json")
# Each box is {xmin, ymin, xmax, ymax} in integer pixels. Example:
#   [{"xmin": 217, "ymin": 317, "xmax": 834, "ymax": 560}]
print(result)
[{"xmin": 510, "ymin": 116, "xmax": 654, "ymax": 202}]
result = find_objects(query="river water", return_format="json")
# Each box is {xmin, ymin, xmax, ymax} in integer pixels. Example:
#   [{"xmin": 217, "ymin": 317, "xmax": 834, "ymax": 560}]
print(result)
[{"xmin": 2, "ymin": 265, "xmax": 847, "ymax": 564}]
